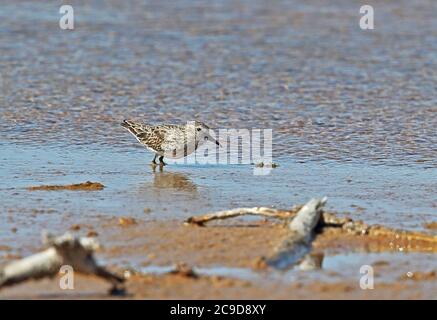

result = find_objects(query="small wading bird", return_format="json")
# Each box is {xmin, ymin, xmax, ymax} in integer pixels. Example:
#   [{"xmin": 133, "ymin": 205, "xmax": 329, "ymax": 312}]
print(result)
[{"xmin": 121, "ymin": 120, "xmax": 220, "ymax": 166}]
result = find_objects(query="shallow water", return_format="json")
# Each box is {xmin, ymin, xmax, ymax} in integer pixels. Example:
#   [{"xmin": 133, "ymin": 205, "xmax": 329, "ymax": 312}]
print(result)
[
  {"xmin": 0, "ymin": 142, "xmax": 435, "ymax": 257},
  {"xmin": 0, "ymin": 0, "xmax": 436, "ymax": 282},
  {"xmin": 1, "ymin": 0, "xmax": 436, "ymax": 166},
  {"xmin": 137, "ymin": 252, "xmax": 437, "ymax": 285}
]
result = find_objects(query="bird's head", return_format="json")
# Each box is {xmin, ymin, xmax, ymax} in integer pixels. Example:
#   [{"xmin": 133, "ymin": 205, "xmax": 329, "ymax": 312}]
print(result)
[{"xmin": 190, "ymin": 121, "xmax": 221, "ymax": 146}]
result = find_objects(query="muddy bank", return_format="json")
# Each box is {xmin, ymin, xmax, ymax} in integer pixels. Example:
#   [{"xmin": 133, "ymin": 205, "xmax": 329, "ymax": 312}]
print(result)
[
  {"xmin": 27, "ymin": 181, "xmax": 105, "ymax": 191},
  {"xmin": 95, "ymin": 214, "xmax": 436, "ymax": 270},
  {"xmin": 2, "ymin": 210, "xmax": 435, "ymax": 299},
  {"xmin": 99, "ymin": 218, "xmax": 287, "ymax": 269},
  {"xmin": 62, "ymin": 211, "xmax": 437, "ymax": 300},
  {"xmin": 1, "ymin": 272, "xmax": 434, "ymax": 300}
]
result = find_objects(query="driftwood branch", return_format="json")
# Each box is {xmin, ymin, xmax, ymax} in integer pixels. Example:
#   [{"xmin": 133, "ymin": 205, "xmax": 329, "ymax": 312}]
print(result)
[
  {"xmin": 184, "ymin": 207, "xmax": 297, "ymax": 226},
  {"xmin": 0, "ymin": 233, "xmax": 125, "ymax": 294},
  {"xmin": 185, "ymin": 198, "xmax": 328, "ymax": 270}
]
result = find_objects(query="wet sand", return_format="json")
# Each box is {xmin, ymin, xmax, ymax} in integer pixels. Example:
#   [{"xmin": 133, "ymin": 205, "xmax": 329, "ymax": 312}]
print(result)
[
  {"xmin": 1, "ymin": 217, "xmax": 436, "ymax": 299},
  {"xmin": 1, "ymin": 271, "xmax": 435, "ymax": 300},
  {"xmin": 0, "ymin": 0, "xmax": 436, "ymax": 299}
]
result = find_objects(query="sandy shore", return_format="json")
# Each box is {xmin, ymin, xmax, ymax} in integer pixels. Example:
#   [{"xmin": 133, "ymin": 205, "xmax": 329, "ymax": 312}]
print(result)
[{"xmin": 1, "ymin": 216, "xmax": 435, "ymax": 299}]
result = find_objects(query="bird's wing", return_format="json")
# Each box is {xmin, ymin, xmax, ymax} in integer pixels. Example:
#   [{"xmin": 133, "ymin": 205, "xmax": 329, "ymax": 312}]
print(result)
[
  {"xmin": 159, "ymin": 126, "xmax": 192, "ymax": 156},
  {"xmin": 122, "ymin": 120, "xmax": 165, "ymax": 152},
  {"xmin": 137, "ymin": 127, "xmax": 166, "ymax": 152}
]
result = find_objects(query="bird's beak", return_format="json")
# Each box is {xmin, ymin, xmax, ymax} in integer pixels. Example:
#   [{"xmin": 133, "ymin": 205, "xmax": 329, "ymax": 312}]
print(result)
[
  {"xmin": 207, "ymin": 132, "xmax": 221, "ymax": 147},
  {"xmin": 211, "ymin": 137, "xmax": 221, "ymax": 147}
]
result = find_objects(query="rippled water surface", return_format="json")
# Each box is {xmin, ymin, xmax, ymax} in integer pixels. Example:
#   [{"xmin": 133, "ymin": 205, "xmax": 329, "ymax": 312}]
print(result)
[{"xmin": 0, "ymin": 1, "xmax": 436, "ymax": 264}]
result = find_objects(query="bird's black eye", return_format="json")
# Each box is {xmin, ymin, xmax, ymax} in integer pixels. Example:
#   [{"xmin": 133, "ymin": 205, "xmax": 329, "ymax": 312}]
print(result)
[{"xmin": 196, "ymin": 128, "xmax": 201, "ymax": 131}]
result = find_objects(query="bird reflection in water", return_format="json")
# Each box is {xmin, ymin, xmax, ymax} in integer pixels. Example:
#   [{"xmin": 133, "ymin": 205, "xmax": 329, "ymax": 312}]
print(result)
[{"xmin": 151, "ymin": 166, "xmax": 197, "ymax": 192}]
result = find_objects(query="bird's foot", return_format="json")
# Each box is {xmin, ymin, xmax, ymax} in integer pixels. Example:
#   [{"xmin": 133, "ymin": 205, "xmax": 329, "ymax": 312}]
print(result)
[{"xmin": 158, "ymin": 156, "xmax": 167, "ymax": 166}]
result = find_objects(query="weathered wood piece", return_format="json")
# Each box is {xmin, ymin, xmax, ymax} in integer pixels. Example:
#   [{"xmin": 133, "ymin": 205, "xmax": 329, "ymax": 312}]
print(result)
[
  {"xmin": 184, "ymin": 207, "xmax": 296, "ymax": 226},
  {"xmin": 267, "ymin": 197, "xmax": 327, "ymax": 269},
  {"xmin": 0, "ymin": 233, "xmax": 124, "ymax": 294},
  {"xmin": 186, "ymin": 197, "xmax": 437, "ymax": 271}
]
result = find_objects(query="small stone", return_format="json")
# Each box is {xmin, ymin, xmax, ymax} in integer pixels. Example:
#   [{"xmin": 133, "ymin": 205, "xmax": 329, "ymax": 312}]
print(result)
[
  {"xmin": 87, "ymin": 230, "xmax": 98, "ymax": 237},
  {"xmin": 70, "ymin": 224, "xmax": 81, "ymax": 231},
  {"xmin": 118, "ymin": 217, "xmax": 137, "ymax": 226}
]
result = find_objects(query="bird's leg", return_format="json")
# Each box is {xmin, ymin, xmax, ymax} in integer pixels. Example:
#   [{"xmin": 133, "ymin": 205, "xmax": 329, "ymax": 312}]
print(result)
[
  {"xmin": 159, "ymin": 156, "xmax": 166, "ymax": 166},
  {"xmin": 150, "ymin": 154, "xmax": 158, "ymax": 169},
  {"xmin": 151, "ymin": 154, "xmax": 157, "ymax": 165}
]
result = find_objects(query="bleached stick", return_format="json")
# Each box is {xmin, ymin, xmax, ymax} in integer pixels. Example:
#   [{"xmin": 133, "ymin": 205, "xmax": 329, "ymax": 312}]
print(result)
[
  {"xmin": 185, "ymin": 207, "xmax": 296, "ymax": 226},
  {"xmin": 0, "ymin": 248, "xmax": 62, "ymax": 287},
  {"xmin": 0, "ymin": 233, "xmax": 124, "ymax": 292}
]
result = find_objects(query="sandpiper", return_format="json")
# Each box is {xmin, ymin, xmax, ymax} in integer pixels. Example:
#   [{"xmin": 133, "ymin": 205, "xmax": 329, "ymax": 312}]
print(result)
[{"xmin": 121, "ymin": 120, "xmax": 220, "ymax": 166}]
